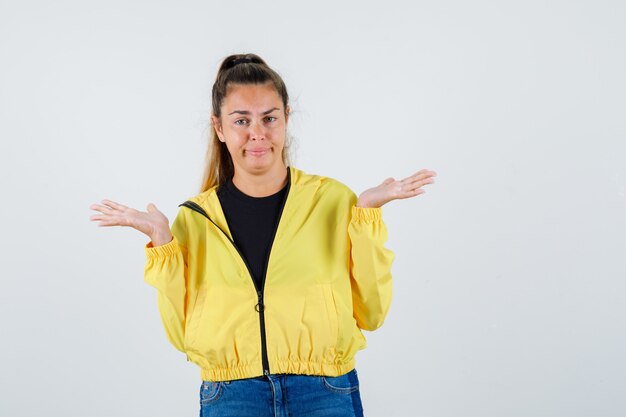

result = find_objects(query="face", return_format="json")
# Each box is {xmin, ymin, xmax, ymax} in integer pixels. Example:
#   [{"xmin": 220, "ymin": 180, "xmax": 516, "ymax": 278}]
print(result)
[{"xmin": 212, "ymin": 82, "xmax": 290, "ymax": 177}]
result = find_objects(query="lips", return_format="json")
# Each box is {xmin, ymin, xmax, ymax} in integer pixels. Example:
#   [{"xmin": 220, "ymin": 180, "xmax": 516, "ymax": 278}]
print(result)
[{"xmin": 246, "ymin": 148, "xmax": 270, "ymax": 156}]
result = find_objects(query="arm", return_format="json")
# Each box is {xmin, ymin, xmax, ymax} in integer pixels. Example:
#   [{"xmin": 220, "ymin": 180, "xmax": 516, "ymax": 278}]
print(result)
[
  {"xmin": 143, "ymin": 208, "xmax": 189, "ymax": 353},
  {"xmin": 348, "ymin": 169, "xmax": 435, "ymax": 330},
  {"xmin": 348, "ymin": 204, "xmax": 395, "ymax": 331}
]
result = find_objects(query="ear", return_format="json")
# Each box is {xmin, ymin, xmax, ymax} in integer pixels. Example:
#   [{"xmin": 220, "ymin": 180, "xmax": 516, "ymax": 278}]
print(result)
[
  {"xmin": 211, "ymin": 114, "xmax": 225, "ymax": 142},
  {"xmin": 285, "ymin": 105, "xmax": 291, "ymax": 125}
]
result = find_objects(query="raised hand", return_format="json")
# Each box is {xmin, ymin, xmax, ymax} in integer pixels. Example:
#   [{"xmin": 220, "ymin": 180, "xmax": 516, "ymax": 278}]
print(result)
[
  {"xmin": 357, "ymin": 169, "xmax": 437, "ymax": 208},
  {"xmin": 89, "ymin": 199, "xmax": 173, "ymax": 246}
]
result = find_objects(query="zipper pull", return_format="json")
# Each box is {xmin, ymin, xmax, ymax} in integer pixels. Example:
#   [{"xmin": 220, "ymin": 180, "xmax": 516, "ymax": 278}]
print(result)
[{"xmin": 255, "ymin": 290, "xmax": 264, "ymax": 312}]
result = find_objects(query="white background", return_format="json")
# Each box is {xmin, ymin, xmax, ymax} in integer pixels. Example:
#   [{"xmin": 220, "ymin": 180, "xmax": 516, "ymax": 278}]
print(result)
[{"xmin": 1, "ymin": 1, "xmax": 625, "ymax": 416}]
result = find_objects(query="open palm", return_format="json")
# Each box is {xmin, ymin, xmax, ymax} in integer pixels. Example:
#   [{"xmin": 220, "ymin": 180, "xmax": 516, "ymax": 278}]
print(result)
[
  {"xmin": 357, "ymin": 169, "xmax": 437, "ymax": 208},
  {"xmin": 89, "ymin": 199, "xmax": 171, "ymax": 242}
]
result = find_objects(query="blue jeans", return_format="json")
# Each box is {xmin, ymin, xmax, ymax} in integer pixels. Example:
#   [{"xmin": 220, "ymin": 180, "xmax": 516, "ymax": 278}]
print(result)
[{"xmin": 199, "ymin": 368, "xmax": 364, "ymax": 417}]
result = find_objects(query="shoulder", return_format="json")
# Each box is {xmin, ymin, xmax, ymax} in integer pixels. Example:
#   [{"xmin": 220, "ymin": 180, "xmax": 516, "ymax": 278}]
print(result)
[
  {"xmin": 176, "ymin": 186, "xmax": 219, "ymax": 216},
  {"xmin": 293, "ymin": 166, "xmax": 353, "ymax": 192},
  {"xmin": 186, "ymin": 189, "xmax": 214, "ymax": 205},
  {"xmin": 292, "ymin": 166, "xmax": 357, "ymax": 204}
]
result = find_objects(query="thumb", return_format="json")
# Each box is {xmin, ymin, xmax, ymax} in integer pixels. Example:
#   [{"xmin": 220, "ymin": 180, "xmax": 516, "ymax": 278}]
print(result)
[{"xmin": 146, "ymin": 203, "xmax": 157, "ymax": 212}]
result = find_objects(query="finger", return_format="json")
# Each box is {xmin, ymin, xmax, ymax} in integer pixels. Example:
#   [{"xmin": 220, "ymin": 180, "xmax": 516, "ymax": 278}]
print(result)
[
  {"xmin": 396, "ymin": 188, "xmax": 426, "ymax": 200},
  {"xmin": 416, "ymin": 177, "xmax": 436, "ymax": 187},
  {"xmin": 405, "ymin": 169, "xmax": 429, "ymax": 179},
  {"xmin": 409, "ymin": 188, "xmax": 426, "ymax": 198},
  {"xmin": 92, "ymin": 214, "xmax": 128, "ymax": 227},
  {"xmin": 101, "ymin": 199, "xmax": 128, "ymax": 210},
  {"xmin": 403, "ymin": 174, "xmax": 435, "ymax": 187},
  {"xmin": 90, "ymin": 216, "xmax": 117, "ymax": 226},
  {"xmin": 399, "ymin": 176, "xmax": 433, "ymax": 193},
  {"xmin": 90, "ymin": 204, "xmax": 115, "ymax": 215},
  {"xmin": 411, "ymin": 170, "xmax": 437, "ymax": 180},
  {"xmin": 398, "ymin": 172, "xmax": 426, "ymax": 185},
  {"xmin": 410, "ymin": 169, "xmax": 437, "ymax": 179},
  {"xmin": 402, "ymin": 180, "xmax": 432, "ymax": 195},
  {"xmin": 394, "ymin": 170, "xmax": 436, "ymax": 186},
  {"xmin": 96, "ymin": 219, "xmax": 121, "ymax": 227}
]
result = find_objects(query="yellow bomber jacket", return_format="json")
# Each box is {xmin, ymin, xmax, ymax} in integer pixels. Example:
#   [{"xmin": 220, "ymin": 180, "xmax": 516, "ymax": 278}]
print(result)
[{"xmin": 144, "ymin": 166, "xmax": 395, "ymax": 382}]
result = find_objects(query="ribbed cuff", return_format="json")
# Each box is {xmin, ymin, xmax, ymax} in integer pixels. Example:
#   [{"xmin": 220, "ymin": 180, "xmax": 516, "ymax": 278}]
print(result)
[
  {"xmin": 351, "ymin": 205, "xmax": 382, "ymax": 222},
  {"xmin": 145, "ymin": 235, "xmax": 179, "ymax": 259}
]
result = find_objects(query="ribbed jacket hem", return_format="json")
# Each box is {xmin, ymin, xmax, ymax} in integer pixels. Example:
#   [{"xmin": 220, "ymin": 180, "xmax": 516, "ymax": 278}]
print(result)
[
  {"xmin": 351, "ymin": 206, "xmax": 382, "ymax": 222},
  {"xmin": 144, "ymin": 236, "xmax": 179, "ymax": 259},
  {"xmin": 199, "ymin": 358, "xmax": 356, "ymax": 382}
]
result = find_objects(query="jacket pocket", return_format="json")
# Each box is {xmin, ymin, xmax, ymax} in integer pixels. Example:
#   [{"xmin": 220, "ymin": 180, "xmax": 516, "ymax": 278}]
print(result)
[
  {"xmin": 185, "ymin": 286, "xmax": 208, "ymax": 349},
  {"xmin": 320, "ymin": 283, "xmax": 339, "ymax": 348}
]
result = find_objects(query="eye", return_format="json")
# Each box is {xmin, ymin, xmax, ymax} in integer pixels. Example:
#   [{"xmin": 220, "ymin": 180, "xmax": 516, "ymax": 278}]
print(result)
[
  {"xmin": 234, "ymin": 119, "xmax": 248, "ymax": 126},
  {"xmin": 265, "ymin": 116, "xmax": 277, "ymax": 123}
]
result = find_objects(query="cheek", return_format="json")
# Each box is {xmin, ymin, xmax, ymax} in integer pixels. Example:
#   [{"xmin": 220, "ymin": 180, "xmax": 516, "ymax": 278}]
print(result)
[
  {"xmin": 223, "ymin": 129, "xmax": 245, "ymax": 145},
  {"xmin": 229, "ymin": 141, "xmax": 246, "ymax": 153}
]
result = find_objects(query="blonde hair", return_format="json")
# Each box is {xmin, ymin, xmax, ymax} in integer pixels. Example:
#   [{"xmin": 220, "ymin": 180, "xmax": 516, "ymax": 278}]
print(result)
[{"xmin": 200, "ymin": 53, "xmax": 293, "ymax": 192}]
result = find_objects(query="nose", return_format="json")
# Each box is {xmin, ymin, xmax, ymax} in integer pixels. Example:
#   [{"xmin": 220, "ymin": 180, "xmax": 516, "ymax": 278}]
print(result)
[{"xmin": 249, "ymin": 120, "xmax": 265, "ymax": 141}]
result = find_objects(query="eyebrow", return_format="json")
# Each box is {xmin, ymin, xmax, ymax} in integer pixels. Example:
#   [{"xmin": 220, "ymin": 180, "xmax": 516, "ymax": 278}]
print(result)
[{"xmin": 228, "ymin": 107, "xmax": 280, "ymax": 116}]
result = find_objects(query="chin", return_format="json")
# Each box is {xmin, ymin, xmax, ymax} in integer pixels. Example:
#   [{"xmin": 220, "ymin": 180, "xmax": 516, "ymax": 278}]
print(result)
[{"xmin": 245, "ymin": 159, "xmax": 275, "ymax": 172}]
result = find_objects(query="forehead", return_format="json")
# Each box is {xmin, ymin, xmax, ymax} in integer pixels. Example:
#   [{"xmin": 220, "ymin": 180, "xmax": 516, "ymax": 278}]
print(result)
[{"xmin": 223, "ymin": 83, "xmax": 282, "ymax": 110}]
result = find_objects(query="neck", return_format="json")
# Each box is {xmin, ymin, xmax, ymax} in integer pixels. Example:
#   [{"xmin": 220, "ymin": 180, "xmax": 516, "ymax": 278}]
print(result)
[{"xmin": 232, "ymin": 164, "xmax": 289, "ymax": 197}]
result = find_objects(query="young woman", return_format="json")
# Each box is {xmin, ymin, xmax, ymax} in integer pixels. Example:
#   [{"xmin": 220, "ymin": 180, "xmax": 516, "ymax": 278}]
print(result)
[{"xmin": 89, "ymin": 53, "xmax": 436, "ymax": 417}]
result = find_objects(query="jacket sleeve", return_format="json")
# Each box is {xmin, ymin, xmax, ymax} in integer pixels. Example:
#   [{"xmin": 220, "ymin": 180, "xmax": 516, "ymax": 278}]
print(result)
[
  {"xmin": 143, "ymin": 208, "xmax": 189, "ymax": 353},
  {"xmin": 348, "ymin": 204, "xmax": 395, "ymax": 331}
]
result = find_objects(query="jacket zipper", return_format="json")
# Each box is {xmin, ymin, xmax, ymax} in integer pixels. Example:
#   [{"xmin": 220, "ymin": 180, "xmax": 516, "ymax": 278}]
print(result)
[
  {"xmin": 257, "ymin": 171, "xmax": 291, "ymax": 375},
  {"xmin": 178, "ymin": 169, "xmax": 291, "ymax": 377}
]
